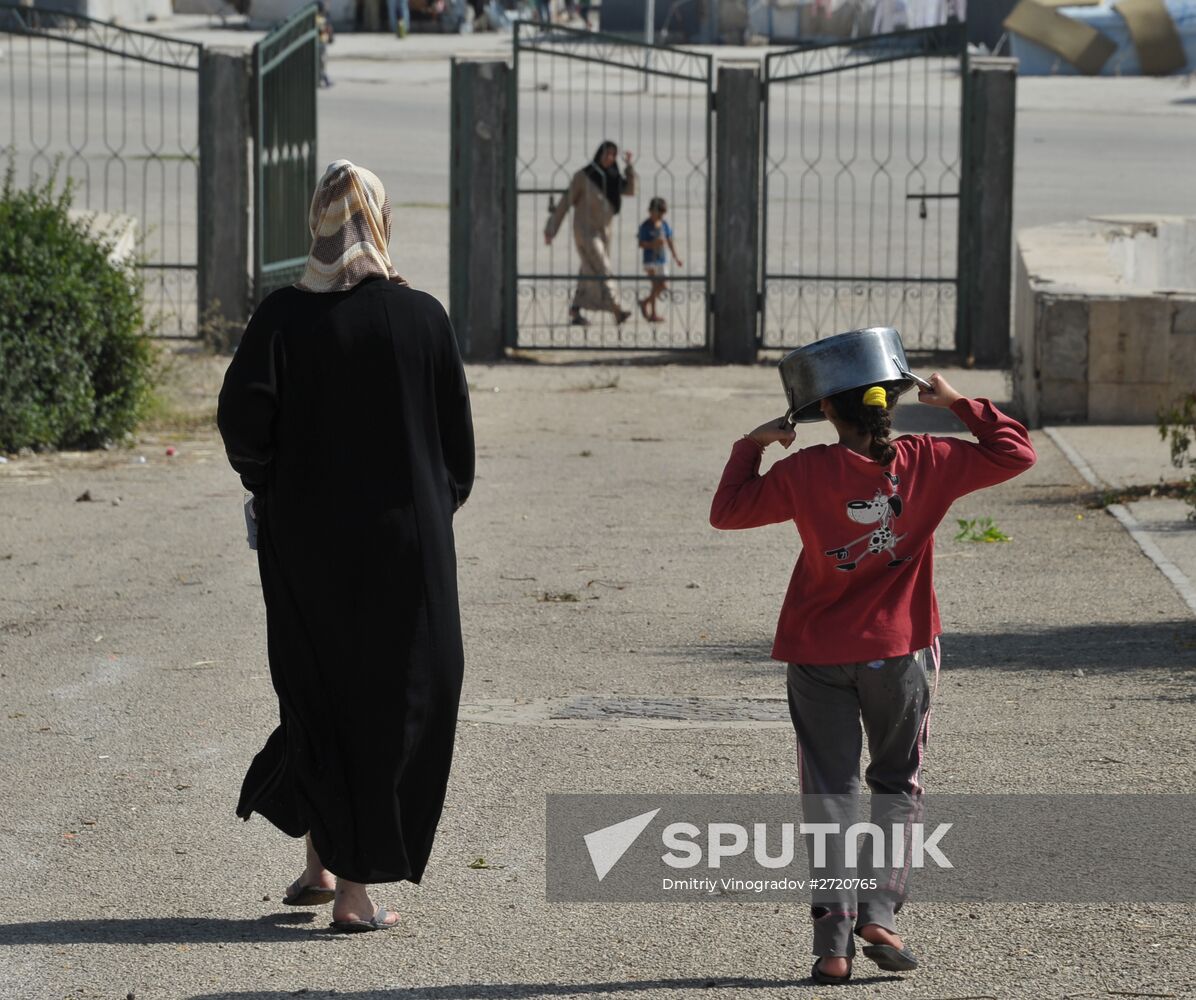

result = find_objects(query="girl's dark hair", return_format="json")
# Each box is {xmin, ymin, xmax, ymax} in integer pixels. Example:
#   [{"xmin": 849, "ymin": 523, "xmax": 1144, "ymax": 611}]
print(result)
[
  {"xmin": 827, "ymin": 382, "xmax": 900, "ymax": 466},
  {"xmin": 594, "ymin": 140, "xmax": 618, "ymax": 161}
]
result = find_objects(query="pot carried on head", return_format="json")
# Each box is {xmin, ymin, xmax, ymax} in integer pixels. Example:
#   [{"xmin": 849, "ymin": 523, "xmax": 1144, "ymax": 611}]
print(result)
[{"xmin": 778, "ymin": 326, "xmax": 926, "ymax": 424}]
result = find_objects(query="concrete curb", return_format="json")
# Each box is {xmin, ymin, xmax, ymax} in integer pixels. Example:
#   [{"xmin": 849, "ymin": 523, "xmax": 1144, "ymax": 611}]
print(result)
[
  {"xmin": 1106, "ymin": 503, "xmax": 1196, "ymax": 615},
  {"xmin": 1043, "ymin": 426, "xmax": 1103, "ymax": 489},
  {"xmin": 1045, "ymin": 426, "xmax": 1196, "ymax": 616}
]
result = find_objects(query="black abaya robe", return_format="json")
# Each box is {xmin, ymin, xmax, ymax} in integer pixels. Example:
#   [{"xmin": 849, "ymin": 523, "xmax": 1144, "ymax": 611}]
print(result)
[{"xmin": 217, "ymin": 276, "xmax": 474, "ymax": 884}]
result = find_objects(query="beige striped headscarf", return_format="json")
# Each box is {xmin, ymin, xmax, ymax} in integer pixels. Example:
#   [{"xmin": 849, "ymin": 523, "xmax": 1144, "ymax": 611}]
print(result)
[{"xmin": 294, "ymin": 160, "xmax": 407, "ymax": 293}]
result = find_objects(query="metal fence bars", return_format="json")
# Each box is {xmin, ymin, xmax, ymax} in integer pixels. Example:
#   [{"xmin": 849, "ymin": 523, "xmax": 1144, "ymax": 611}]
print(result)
[
  {"xmin": 510, "ymin": 23, "xmax": 713, "ymax": 350},
  {"xmin": 761, "ymin": 24, "xmax": 967, "ymax": 351},
  {"xmin": 0, "ymin": 4, "xmax": 202, "ymax": 336},
  {"xmin": 252, "ymin": 5, "xmax": 318, "ymax": 304}
]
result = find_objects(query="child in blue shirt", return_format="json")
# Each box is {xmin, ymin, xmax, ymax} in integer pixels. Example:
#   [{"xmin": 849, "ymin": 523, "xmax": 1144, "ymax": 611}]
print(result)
[{"xmin": 636, "ymin": 197, "xmax": 683, "ymax": 323}]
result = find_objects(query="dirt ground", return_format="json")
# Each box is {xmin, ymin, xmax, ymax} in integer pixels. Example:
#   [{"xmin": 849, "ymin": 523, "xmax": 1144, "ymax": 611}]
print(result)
[{"xmin": 1, "ymin": 354, "xmax": 1194, "ymax": 1000}]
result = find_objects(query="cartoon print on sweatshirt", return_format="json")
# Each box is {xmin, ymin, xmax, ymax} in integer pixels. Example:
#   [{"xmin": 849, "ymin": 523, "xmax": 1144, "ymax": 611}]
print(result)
[{"xmin": 824, "ymin": 473, "xmax": 912, "ymax": 571}]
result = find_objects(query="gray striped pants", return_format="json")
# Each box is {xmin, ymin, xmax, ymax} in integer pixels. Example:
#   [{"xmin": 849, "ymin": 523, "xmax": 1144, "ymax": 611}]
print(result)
[{"xmin": 786, "ymin": 645, "xmax": 937, "ymax": 957}]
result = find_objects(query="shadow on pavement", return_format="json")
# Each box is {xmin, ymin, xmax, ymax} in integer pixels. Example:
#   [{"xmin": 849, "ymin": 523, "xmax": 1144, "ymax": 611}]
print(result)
[
  {"xmin": 946, "ymin": 621, "xmax": 1196, "ymax": 677},
  {"xmin": 0, "ymin": 911, "xmax": 322, "ymax": 946},
  {"xmin": 184, "ymin": 975, "xmax": 900, "ymax": 999},
  {"xmin": 679, "ymin": 621, "xmax": 1196, "ymax": 678}
]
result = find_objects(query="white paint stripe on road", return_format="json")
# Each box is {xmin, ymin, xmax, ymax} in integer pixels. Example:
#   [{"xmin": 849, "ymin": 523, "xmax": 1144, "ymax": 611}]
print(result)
[
  {"xmin": 1107, "ymin": 504, "xmax": 1196, "ymax": 616},
  {"xmin": 1043, "ymin": 426, "xmax": 1104, "ymax": 488},
  {"xmin": 1045, "ymin": 426, "xmax": 1196, "ymax": 617}
]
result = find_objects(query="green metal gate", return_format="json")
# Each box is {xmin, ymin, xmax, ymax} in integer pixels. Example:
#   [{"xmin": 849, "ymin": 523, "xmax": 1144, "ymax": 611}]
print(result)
[
  {"xmin": 510, "ymin": 23, "xmax": 714, "ymax": 350},
  {"xmin": 761, "ymin": 25, "xmax": 968, "ymax": 351},
  {"xmin": 253, "ymin": 5, "xmax": 319, "ymax": 304}
]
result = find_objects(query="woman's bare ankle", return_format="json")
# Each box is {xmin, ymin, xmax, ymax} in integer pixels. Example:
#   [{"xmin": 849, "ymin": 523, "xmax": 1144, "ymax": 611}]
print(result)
[
  {"xmin": 298, "ymin": 865, "xmax": 335, "ymax": 889},
  {"xmin": 332, "ymin": 879, "xmax": 371, "ymax": 918},
  {"xmin": 332, "ymin": 880, "xmax": 399, "ymax": 925}
]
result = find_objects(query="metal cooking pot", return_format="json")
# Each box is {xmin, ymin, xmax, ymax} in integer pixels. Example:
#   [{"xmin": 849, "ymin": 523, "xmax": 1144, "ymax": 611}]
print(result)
[{"xmin": 778, "ymin": 327, "xmax": 923, "ymax": 424}]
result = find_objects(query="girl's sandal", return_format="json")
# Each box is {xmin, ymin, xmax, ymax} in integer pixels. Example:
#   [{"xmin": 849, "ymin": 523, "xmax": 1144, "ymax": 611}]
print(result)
[
  {"xmin": 810, "ymin": 958, "xmax": 852, "ymax": 985},
  {"xmin": 808, "ymin": 952, "xmax": 856, "ymax": 985},
  {"xmin": 861, "ymin": 942, "xmax": 919, "ymax": 971}
]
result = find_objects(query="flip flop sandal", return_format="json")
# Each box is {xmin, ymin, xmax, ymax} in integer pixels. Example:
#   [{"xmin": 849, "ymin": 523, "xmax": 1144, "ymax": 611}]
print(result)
[
  {"xmin": 861, "ymin": 943, "xmax": 919, "ymax": 972},
  {"xmin": 810, "ymin": 958, "xmax": 852, "ymax": 985},
  {"xmin": 330, "ymin": 905, "xmax": 399, "ymax": 934},
  {"xmin": 570, "ymin": 311, "xmax": 591, "ymax": 327},
  {"xmin": 282, "ymin": 882, "xmax": 336, "ymax": 907}
]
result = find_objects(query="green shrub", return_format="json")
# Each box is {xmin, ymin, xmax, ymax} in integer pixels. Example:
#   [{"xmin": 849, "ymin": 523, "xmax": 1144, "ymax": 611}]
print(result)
[
  {"xmin": 0, "ymin": 163, "xmax": 153, "ymax": 452},
  {"xmin": 1158, "ymin": 392, "xmax": 1196, "ymax": 518}
]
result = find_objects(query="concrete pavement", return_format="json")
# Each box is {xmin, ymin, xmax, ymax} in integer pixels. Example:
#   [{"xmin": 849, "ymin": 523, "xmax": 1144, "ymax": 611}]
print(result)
[
  {"xmin": 1046, "ymin": 422, "xmax": 1196, "ymax": 615},
  {"xmin": 1, "ymin": 364, "xmax": 1194, "ymax": 999}
]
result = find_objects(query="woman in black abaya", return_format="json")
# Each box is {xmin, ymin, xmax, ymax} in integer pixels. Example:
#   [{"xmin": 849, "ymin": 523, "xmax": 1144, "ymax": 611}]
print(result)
[{"xmin": 218, "ymin": 160, "xmax": 474, "ymax": 932}]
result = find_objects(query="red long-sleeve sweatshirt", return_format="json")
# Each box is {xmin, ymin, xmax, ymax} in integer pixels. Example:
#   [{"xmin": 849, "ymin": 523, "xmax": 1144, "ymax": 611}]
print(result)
[{"xmin": 710, "ymin": 398, "xmax": 1036, "ymax": 665}]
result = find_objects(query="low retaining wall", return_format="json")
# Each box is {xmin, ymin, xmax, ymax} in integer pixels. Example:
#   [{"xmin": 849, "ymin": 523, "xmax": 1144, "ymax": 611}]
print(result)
[{"xmin": 1013, "ymin": 216, "xmax": 1196, "ymax": 426}]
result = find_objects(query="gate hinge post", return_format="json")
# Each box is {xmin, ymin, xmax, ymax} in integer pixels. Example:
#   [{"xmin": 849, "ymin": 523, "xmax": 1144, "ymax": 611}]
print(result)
[
  {"xmin": 712, "ymin": 64, "xmax": 761, "ymax": 363},
  {"xmin": 200, "ymin": 47, "xmax": 253, "ymax": 336}
]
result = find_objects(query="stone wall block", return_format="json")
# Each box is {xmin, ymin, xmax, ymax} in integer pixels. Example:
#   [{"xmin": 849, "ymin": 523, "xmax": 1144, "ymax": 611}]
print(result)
[
  {"xmin": 1039, "ymin": 298, "xmax": 1089, "ymax": 383},
  {"xmin": 1040, "ymin": 379, "xmax": 1089, "ymax": 422},
  {"xmin": 1167, "ymin": 324, "xmax": 1196, "ymax": 398},
  {"xmin": 1089, "ymin": 297, "xmax": 1171, "ymax": 385},
  {"xmin": 1174, "ymin": 300, "xmax": 1196, "ymax": 337},
  {"xmin": 1088, "ymin": 381, "xmax": 1172, "ymax": 423},
  {"xmin": 1085, "ymin": 298, "xmax": 1125, "ymax": 383}
]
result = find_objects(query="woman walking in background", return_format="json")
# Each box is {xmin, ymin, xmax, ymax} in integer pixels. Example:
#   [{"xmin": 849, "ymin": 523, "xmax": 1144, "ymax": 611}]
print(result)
[
  {"xmin": 218, "ymin": 160, "xmax": 474, "ymax": 932},
  {"xmin": 544, "ymin": 140, "xmax": 636, "ymax": 327}
]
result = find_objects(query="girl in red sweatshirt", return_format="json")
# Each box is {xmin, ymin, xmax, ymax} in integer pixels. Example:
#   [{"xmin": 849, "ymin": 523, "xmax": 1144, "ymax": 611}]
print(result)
[{"xmin": 710, "ymin": 373, "xmax": 1035, "ymax": 985}]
